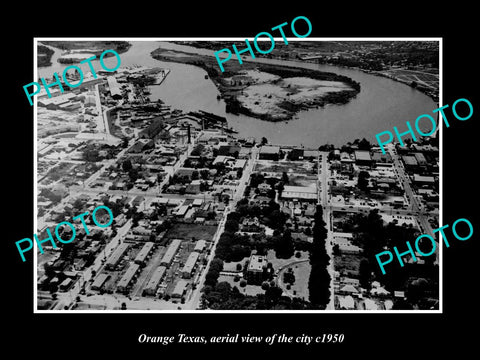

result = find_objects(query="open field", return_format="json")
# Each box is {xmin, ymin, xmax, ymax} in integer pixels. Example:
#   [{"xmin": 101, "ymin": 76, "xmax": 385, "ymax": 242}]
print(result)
[{"xmin": 164, "ymin": 223, "xmax": 218, "ymax": 241}]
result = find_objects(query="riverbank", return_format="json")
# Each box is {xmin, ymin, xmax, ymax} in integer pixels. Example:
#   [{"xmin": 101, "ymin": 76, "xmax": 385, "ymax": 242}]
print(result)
[
  {"xmin": 296, "ymin": 58, "xmax": 438, "ymax": 102},
  {"xmin": 151, "ymin": 47, "xmax": 360, "ymax": 122},
  {"xmin": 40, "ymin": 41, "xmax": 132, "ymax": 65},
  {"xmin": 170, "ymin": 41, "xmax": 438, "ymax": 102},
  {"xmin": 38, "ymin": 45, "xmax": 55, "ymax": 67}
]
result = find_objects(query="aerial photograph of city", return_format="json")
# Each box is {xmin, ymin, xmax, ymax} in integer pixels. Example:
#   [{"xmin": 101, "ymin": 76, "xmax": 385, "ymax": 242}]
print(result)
[{"xmin": 35, "ymin": 39, "xmax": 440, "ymax": 312}]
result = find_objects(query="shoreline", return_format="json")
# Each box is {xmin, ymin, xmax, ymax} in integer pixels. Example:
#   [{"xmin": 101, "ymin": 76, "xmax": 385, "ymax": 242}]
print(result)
[
  {"xmin": 150, "ymin": 47, "xmax": 360, "ymax": 122},
  {"xmin": 168, "ymin": 41, "xmax": 438, "ymax": 102},
  {"xmin": 297, "ymin": 59, "xmax": 438, "ymax": 102},
  {"xmin": 38, "ymin": 41, "xmax": 132, "ymax": 67}
]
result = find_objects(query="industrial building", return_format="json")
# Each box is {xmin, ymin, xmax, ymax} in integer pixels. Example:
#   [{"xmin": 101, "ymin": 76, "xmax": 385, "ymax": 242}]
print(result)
[
  {"xmin": 160, "ymin": 239, "xmax": 182, "ymax": 267},
  {"xmin": 134, "ymin": 242, "xmax": 154, "ymax": 266},
  {"xmin": 281, "ymin": 185, "xmax": 317, "ymax": 201},
  {"xmin": 354, "ymin": 150, "xmax": 373, "ymax": 166},
  {"xmin": 413, "ymin": 174, "xmax": 436, "ymax": 186},
  {"xmin": 143, "ymin": 266, "xmax": 167, "ymax": 296},
  {"xmin": 105, "ymin": 243, "xmax": 130, "ymax": 270},
  {"xmin": 259, "ymin": 145, "xmax": 280, "ymax": 160},
  {"xmin": 116, "ymin": 263, "xmax": 140, "ymax": 293},
  {"xmin": 181, "ymin": 252, "xmax": 200, "ymax": 279},
  {"xmin": 107, "ymin": 76, "xmax": 122, "ymax": 99}
]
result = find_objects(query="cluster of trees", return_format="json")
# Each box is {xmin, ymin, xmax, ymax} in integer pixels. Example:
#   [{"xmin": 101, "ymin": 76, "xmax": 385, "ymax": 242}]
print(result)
[
  {"xmin": 308, "ymin": 205, "xmax": 331, "ymax": 309},
  {"xmin": 184, "ymin": 157, "xmax": 211, "ymax": 169},
  {"xmin": 237, "ymin": 198, "xmax": 288, "ymax": 232},
  {"xmin": 213, "ymin": 202, "xmax": 297, "ymax": 262},
  {"xmin": 201, "ymin": 281, "xmax": 312, "ymax": 310},
  {"xmin": 204, "ymin": 258, "xmax": 224, "ymax": 287},
  {"xmin": 190, "ymin": 144, "xmax": 205, "ymax": 157},
  {"xmin": 283, "ymin": 268, "xmax": 296, "ymax": 284},
  {"xmin": 339, "ymin": 138, "xmax": 372, "ymax": 153},
  {"xmin": 39, "ymin": 188, "xmax": 62, "ymax": 203},
  {"xmin": 321, "ymin": 56, "xmax": 384, "ymax": 71},
  {"xmin": 352, "ymin": 210, "xmax": 439, "ymax": 308},
  {"xmin": 83, "ymin": 149, "xmax": 102, "ymax": 162},
  {"xmin": 214, "ymin": 229, "xmax": 252, "ymax": 262},
  {"xmin": 38, "ymin": 44, "xmax": 54, "ymax": 67},
  {"xmin": 357, "ymin": 170, "xmax": 370, "ymax": 191}
]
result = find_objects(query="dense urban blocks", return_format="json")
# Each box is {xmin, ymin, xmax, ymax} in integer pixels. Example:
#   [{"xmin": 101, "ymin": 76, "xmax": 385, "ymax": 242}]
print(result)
[
  {"xmin": 375, "ymin": 217, "xmax": 474, "ymax": 275},
  {"xmin": 23, "ymin": 49, "xmax": 122, "ymax": 106},
  {"xmin": 15, "ymin": 205, "xmax": 114, "ymax": 262},
  {"xmin": 375, "ymin": 98, "xmax": 474, "ymax": 154},
  {"xmin": 214, "ymin": 16, "xmax": 313, "ymax": 72}
]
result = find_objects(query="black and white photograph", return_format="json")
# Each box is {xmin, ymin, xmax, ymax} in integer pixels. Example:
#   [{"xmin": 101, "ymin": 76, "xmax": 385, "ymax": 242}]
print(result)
[
  {"xmin": 33, "ymin": 39, "xmax": 441, "ymax": 312},
  {"xmin": 5, "ymin": 6, "xmax": 478, "ymax": 356}
]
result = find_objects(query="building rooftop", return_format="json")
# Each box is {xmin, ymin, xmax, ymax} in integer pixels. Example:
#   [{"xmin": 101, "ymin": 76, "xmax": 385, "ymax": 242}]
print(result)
[
  {"xmin": 260, "ymin": 145, "xmax": 280, "ymax": 154},
  {"xmin": 413, "ymin": 152, "xmax": 427, "ymax": 164},
  {"xmin": 117, "ymin": 263, "xmax": 140, "ymax": 289},
  {"xmin": 172, "ymin": 279, "xmax": 189, "ymax": 296},
  {"xmin": 413, "ymin": 174, "xmax": 435, "ymax": 183},
  {"xmin": 134, "ymin": 242, "xmax": 154, "ymax": 264},
  {"xmin": 106, "ymin": 243, "xmax": 130, "ymax": 268},
  {"xmin": 354, "ymin": 150, "xmax": 372, "ymax": 162},
  {"xmin": 283, "ymin": 185, "xmax": 317, "ymax": 194},
  {"xmin": 194, "ymin": 240, "xmax": 207, "ymax": 252},
  {"xmin": 181, "ymin": 252, "xmax": 200, "ymax": 275},
  {"xmin": 107, "ymin": 76, "xmax": 121, "ymax": 97},
  {"xmin": 144, "ymin": 266, "xmax": 167, "ymax": 293},
  {"xmin": 91, "ymin": 273, "xmax": 110, "ymax": 289},
  {"xmin": 402, "ymin": 155, "xmax": 418, "ymax": 166},
  {"xmin": 248, "ymin": 255, "xmax": 266, "ymax": 272},
  {"xmin": 372, "ymin": 152, "xmax": 392, "ymax": 163},
  {"xmin": 160, "ymin": 239, "xmax": 182, "ymax": 265}
]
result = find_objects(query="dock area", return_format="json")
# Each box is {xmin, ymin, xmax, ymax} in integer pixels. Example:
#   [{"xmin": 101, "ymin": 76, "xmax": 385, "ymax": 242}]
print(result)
[{"xmin": 151, "ymin": 69, "xmax": 171, "ymax": 86}]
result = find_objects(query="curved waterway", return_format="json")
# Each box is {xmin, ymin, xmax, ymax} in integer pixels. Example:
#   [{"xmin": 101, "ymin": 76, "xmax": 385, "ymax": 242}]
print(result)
[{"xmin": 38, "ymin": 41, "xmax": 437, "ymax": 147}]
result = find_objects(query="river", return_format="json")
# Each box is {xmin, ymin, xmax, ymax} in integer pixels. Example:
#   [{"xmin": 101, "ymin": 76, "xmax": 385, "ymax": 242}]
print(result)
[{"xmin": 38, "ymin": 41, "xmax": 437, "ymax": 148}]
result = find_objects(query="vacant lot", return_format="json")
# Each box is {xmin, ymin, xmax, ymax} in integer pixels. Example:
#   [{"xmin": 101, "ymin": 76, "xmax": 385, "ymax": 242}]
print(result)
[
  {"xmin": 283, "ymin": 260, "xmax": 311, "ymax": 301},
  {"xmin": 334, "ymin": 253, "xmax": 362, "ymax": 277},
  {"xmin": 164, "ymin": 223, "xmax": 218, "ymax": 241}
]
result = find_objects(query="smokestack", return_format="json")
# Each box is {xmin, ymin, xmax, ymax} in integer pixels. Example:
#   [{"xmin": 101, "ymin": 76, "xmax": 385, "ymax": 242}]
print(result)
[{"xmin": 187, "ymin": 124, "xmax": 191, "ymax": 144}]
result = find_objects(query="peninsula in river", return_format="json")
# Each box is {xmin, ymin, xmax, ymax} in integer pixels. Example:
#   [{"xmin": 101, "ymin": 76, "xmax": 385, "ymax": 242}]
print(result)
[{"xmin": 151, "ymin": 45, "xmax": 360, "ymax": 122}]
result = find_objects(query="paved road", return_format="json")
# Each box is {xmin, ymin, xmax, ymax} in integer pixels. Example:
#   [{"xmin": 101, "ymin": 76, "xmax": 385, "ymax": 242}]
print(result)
[
  {"xmin": 185, "ymin": 147, "xmax": 258, "ymax": 310},
  {"xmin": 317, "ymin": 152, "xmax": 335, "ymax": 310},
  {"xmin": 52, "ymin": 219, "xmax": 132, "ymax": 310},
  {"xmin": 387, "ymin": 146, "xmax": 434, "ymax": 237}
]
